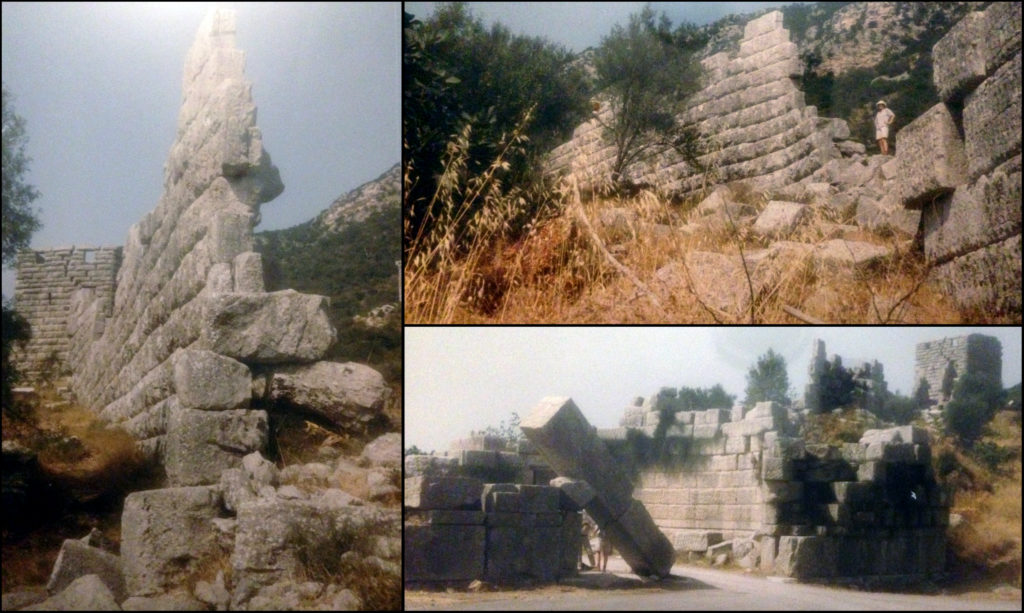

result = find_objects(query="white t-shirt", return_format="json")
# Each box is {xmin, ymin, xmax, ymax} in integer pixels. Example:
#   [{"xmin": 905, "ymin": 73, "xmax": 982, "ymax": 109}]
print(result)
[{"xmin": 875, "ymin": 107, "xmax": 895, "ymax": 131}]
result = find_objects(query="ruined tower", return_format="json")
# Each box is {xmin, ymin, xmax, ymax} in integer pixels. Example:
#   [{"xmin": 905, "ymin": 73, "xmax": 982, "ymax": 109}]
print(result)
[{"xmin": 914, "ymin": 334, "xmax": 1002, "ymax": 407}]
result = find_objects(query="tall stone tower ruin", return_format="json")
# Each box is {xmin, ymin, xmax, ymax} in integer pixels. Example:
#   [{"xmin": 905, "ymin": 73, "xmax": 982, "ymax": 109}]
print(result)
[{"xmin": 914, "ymin": 334, "xmax": 1002, "ymax": 407}]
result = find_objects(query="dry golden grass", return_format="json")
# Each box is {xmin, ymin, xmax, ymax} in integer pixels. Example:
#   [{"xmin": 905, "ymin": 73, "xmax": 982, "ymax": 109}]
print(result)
[
  {"xmin": 406, "ymin": 159, "xmax": 971, "ymax": 323},
  {"xmin": 937, "ymin": 411, "xmax": 1022, "ymax": 588}
]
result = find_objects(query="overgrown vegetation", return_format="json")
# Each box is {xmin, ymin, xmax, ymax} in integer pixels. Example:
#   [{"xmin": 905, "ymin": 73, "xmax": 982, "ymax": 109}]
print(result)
[
  {"xmin": 944, "ymin": 371, "xmax": 1007, "ymax": 447},
  {"xmin": 744, "ymin": 349, "xmax": 790, "ymax": 407}
]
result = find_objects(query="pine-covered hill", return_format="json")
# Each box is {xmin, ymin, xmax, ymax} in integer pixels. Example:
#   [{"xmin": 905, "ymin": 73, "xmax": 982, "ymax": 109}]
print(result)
[{"xmin": 255, "ymin": 163, "xmax": 401, "ymax": 381}]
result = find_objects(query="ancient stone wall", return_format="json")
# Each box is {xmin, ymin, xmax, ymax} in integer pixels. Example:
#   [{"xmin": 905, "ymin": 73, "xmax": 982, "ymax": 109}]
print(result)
[
  {"xmin": 13, "ymin": 246, "xmax": 121, "ymax": 380},
  {"xmin": 609, "ymin": 396, "xmax": 949, "ymax": 580},
  {"xmin": 914, "ymin": 334, "xmax": 1003, "ymax": 406},
  {"xmin": 897, "ymin": 2, "xmax": 1021, "ymax": 314},
  {"xmin": 404, "ymin": 477, "xmax": 580, "ymax": 585},
  {"xmin": 546, "ymin": 11, "xmax": 845, "ymax": 199}
]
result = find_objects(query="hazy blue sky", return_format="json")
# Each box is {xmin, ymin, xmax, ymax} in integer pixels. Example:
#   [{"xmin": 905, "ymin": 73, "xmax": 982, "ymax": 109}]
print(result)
[
  {"xmin": 1, "ymin": 2, "xmax": 399, "ymax": 297},
  {"xmin": 404, "ymin": 2, "xmax": 803, "ymax": 53},
  {"xmin": 405, "ymin": 327, "xmax": 1023, "ymax": 452}
]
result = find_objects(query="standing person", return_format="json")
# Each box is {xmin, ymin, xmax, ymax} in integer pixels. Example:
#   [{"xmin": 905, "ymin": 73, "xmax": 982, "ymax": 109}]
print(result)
[
  {"xmin": 596, "ymin": 527, "xmax": 613, "ymax": 572},
  {"xmin": 875, "ymin": 100, "xmax": 895, "ymax": 155},
  {"xmin": 580, "ymin": 515, "xmax": 596, "ymax": 570}
]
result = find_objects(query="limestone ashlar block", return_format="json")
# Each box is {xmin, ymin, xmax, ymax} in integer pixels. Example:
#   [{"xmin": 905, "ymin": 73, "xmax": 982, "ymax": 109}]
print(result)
[
  {"xmin": 753, "ymin": 201, "xmax": 808, "ymax": 236},
  {"xmin": 201, "ymin": 289, "xmax": 335, "ymax": 364},
  {"xmin": 550, "ymin": 477, "xmax": 596, "ymax": 511},
  {"xmin": 517, "ymin": 484, "xmax": 561, "ymax": 513},
  {"xmin": 404, "ymin": 525, "xmax": 483, "ymax": 583},
  {"xmin": 232, "ymin": 251, "xmax": 264, "ymax": 292},
  {"xmin": 934, "ymin": 3, "xmax": 1022, "ymax": 103},
  {"xmin": 963, "ymin": 51, "xmax": 1022, "ymax": 181},
  {"xmin": 932, "ymin": 232, "xmax": 1021, "ymax": 315},
  {"xmin": 404, "ymin": 476, "xmax": 484, "ymax": 510},
  {"xmin": 46, "ymin": 538, "xmax": 126, "ymax": 602},
  {"xmin": 171, "ymin": 348, "xmax": 251, "ymax": 411},
  {"xmin": 521, "ymin": 397, "xmax": 674, "ymax": 577},
  {"xmin": 560, "ymin": 511, "xmax": 582, "ymax": 576},
  {"xmin": 268, "ymin": 361, "xmax": 390, "ymax": 430},
  {"xmin": 121, "ymin": 486, "xmax": 223, "ymax": 597},
  {"xmin": 164, "ymin": 408, "xmax": 267, "ymax": 486},
  {"xmin": 893, "ymin": 103, "xmax": 968, "ymax": 208},
  {"xmin": 208, "ymin": 210, "xmax": 254, "ymax": 264},
  {"xmin": 674, "ymin": 530, "xmax": 724, "ymax": 553},
  {"xmin": 520, "ymin": 397, "xmax": 634, "ymax": 516}
]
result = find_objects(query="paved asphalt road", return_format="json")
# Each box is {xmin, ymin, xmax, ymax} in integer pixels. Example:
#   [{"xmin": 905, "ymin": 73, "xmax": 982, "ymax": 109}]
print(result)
[{"xmin": 405, "ymin": 558, "xmax": 1022, "ymax": 611}]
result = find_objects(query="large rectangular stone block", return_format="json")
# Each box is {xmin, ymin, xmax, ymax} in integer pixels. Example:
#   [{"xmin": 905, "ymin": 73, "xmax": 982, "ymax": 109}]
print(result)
[
  {"xmin": 893, "ymin": 103, "xmax": 968, "ymax": 208},
  {"xmin": 932, "ymin": 233, "xmax": 1022, "ymax": 314},
  {"xmin": 674, "ymin": 530, "xmax": 723, "ymax": 552},
  {"xmin": 404, "ymin": 524, "xmax": 485, "ymax": 582},
  {"xmin": 602, "ymin": 500, "xmax": 677, "ymax": 578},
  {"xmin": 934, "ymin": 3, "xmax": 1022, "ymax": 102},
  {"xmin": 200, "ymin": 290, "xmax": 335, "ymax": 364},
  {"xmin": 165, "ymin": 407, "xmax": 267, "ymax": 486},
  {"xmin": 517, "ymin": 484, "xmax": 560, "ymax": 513},
  {"xmin": 963, "ymin": 52, "xmax": 1022, "ymax": 181},
  {"xmin": 172, "ymin": 349, "xmax": 251, "ymax": 411},
  {"xmin": 122, "ymin": 486, "xmax": 223, "ymax": 596},
  {"xmin": 404, "ymin": 476, "xmax": 484, "ymax": 510}
]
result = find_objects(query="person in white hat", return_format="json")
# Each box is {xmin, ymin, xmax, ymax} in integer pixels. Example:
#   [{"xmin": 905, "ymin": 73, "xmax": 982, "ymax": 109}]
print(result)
[{"xmin": 875, "ymin": 100, "xmax": 895, "ymax": 155}]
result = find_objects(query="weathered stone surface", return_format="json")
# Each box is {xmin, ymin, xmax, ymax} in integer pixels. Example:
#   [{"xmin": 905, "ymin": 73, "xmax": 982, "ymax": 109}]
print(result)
[
  {"xmin": 550, "ymin": 477, "xmax": 597, "ymax": 511},
  {"xmin": 893, "ymin": 103, "xmax": 968, "ymax": 207},
  {"xmin": 233, "ymin": 498, "xmax": 399, "ymax": 599},
  {"xmin": 25, "ymin": 575, "xmax": 119, "ymax": 611},
  {"xmin": 404, "ymin": 524, "xmax": 486, "ymax": 582},
  {"xmin": 46, "ymin": 539, "xmax": 125, "ymax": 602},
  {"xmin": 121, "ymin": 486, "xmax": 223, "ymax": 597},
  {"xmin": 922, "ymin": 155, "xmax": 1021, "ymax": 263},
  {"xmin": 121, "ymin": 592, "xmax": 208, "ymax": 610},
  {"xmin": 361, "ymin": 432, "xmax": 401, "ymax": 468},
  {"xmin": 404, "ymin": 454, "xmax": 459, "ymax": 478},
  {"xmin": 233, "ymin": 251, "xmax": 265, "ymax": 292},
  {"xmin": 855, "ymin": 194, "xmax": 921, "ymax": 236},
  {"xmin": 836, "ymin": 140, "xmax": 865, "ymax": 156},
  {"xmin": 165, "ymin": 407, "xmax": 268, "ymax": 486},
  {"xmin": 172, "ymin": 348, "xmax": 251, "ymax": 411},
  {"xmin": 269, "ymin": 361, "xmax": 391, "ymax": 429},
  {"xmin": 933, "ymin": 3, "xmax": 1022, "ymax": 103},
  {"xmin": 753, "ymin": 201, "xmax": 807, "ymax": 236},
  {"xmin": 675, "ymin": 531, "xmax": 724, "ymax": 552},
  {"xmin": 932, "ymin": 233, "xmax": 1022, "ymax": 314},
  {"xmin": 813, "ymin": 239, "xmax": 893, "ymax": 270},
  {"xmin": 963, "ymin": 51, "xmax": 1022, "ymax": 181},
  {"xmin": 521, "ymin": 397, "xmax": 674, "ymax": 577},
  {"xmin": 405, "ymin": 476, "xmax": 484, "ymax": 510},
  {"xmin": 201, "ymin": 290, "xmax": 335, "ymax": 364}
]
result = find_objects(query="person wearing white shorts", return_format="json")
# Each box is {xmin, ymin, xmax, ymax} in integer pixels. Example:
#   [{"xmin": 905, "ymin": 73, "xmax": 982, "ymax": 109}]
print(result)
[{"xmin": 875, "ymin": 100, "xmax": 895, "ymax": 155}]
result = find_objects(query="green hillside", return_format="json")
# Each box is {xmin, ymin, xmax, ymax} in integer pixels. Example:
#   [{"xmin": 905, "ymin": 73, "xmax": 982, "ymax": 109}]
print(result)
[{"xmin": 255, "ymin": 164, "xmax": 401, "ymax": 381}]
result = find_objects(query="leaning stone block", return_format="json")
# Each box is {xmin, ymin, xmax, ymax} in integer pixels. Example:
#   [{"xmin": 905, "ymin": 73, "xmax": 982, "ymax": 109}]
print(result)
[
  {"xmin": 963, "ymin": 52, "xmax": 1022, "ymax": 181},
  {"xmin": 404, "ymin": 476, "xmax": 484, "ymax": 510},
  {"xmin": 201, "ymin": 289, "xmax": 335, "ymax": 364},
  {"xmin": 550, "ymin": 477, "xmax": 596, "ymax": 511},
  {"xmin": 122, "ymin": 486, "xmax": 222, "ymax": 597},
  {"xmin": 165, "ymin": 408, "xmax": 267, "ymax": 486},
  {"xmin": 922, "ymin": 155, "xmax": 1021, "ymax": 263},
  {"xmin": 521, "ymin": 397, "xmax": 674, "ymax": 577},
  {"xmin": 172, "ymin": 348, "xmax": 251, "ymax": 411},
  {"xmin": 46, "ymin": 539, "xmax": 125, "ymax": 602},
  {"xmin": 893, "ymin": 103, "xmax": 968, "ymax": 208}
]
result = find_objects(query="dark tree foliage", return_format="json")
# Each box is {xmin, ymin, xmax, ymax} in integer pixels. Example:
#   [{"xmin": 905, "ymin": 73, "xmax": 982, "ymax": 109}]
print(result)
[
  {"xmin": 914, "ymin": 377, "xmax": 932, "ymax": 409},
  {"xmin": 2, "ymin": 85, "xmax": 41, "ymax": 411},
  {"xmin": 941, "ymin": 361, "xmax": 958, "ymax": 401},
  {"xmin": 744, "ymin": 349, "xmax": 790, "ymax": 406},
  {"xmin": 256, "ymin": 203, "xmax": 401, "ymax": 382},
  {"xmin": 676, "ymin": 384, "xmax": 736, "ymax": 411},
  {"xmin": 945, "ymin": 371, "xmax": 1006, "ymax": 446},
  {"xmin": 815, "ymin": 357, "xmax": 866, "ymax": 413},
  {"xmin": 403, "ymin": 4, "xmax": 591, "ymax": 247},
  {"xmin": 2, "ymin": 85, "xmax": 41, "ymax": 268},
  {"xmin": 594, "ymin": 6, "xmax": 703, "ymax": 184}
]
